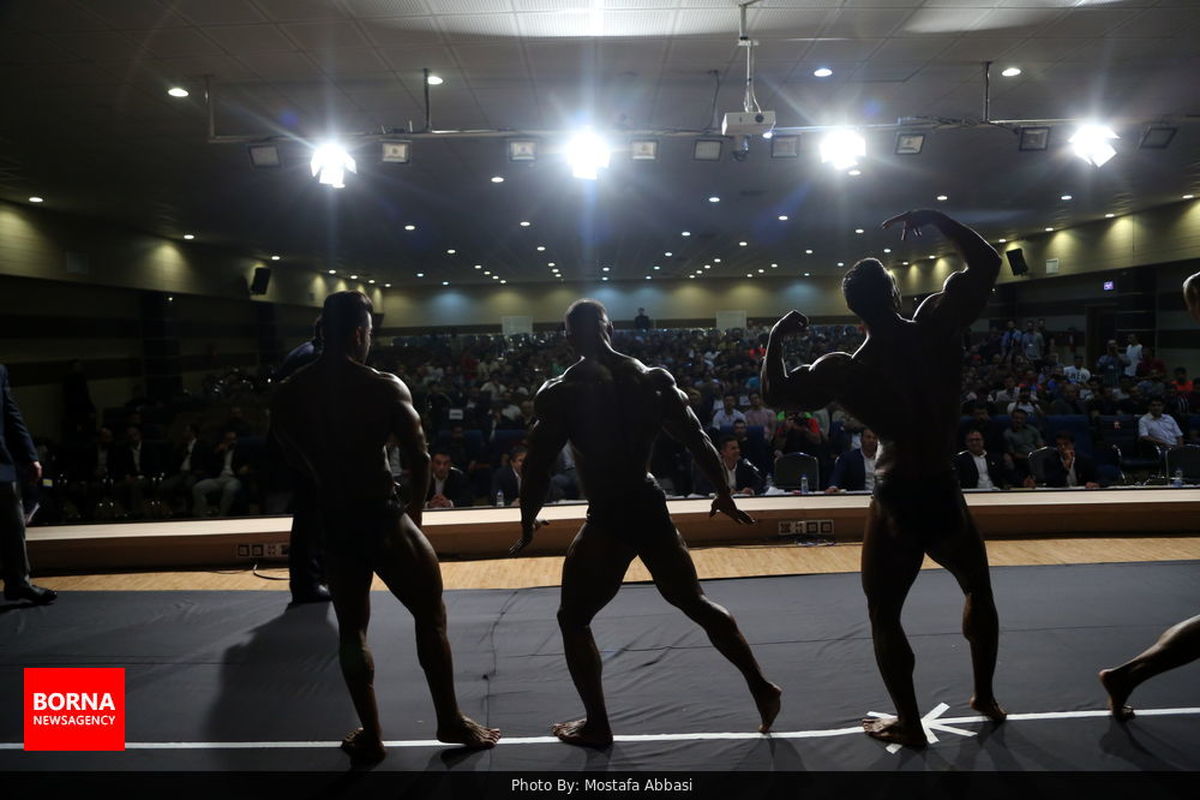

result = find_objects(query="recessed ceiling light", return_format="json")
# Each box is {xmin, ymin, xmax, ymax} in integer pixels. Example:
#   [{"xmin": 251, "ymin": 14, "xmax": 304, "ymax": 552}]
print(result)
[
  {"xmin": 883, "ymin": 248, "xmax": 891, "ymax": 253},
  {"xmin": 328, "ymin": 269, "xmax": 336, "ymax": 275},
  {"xmin": 778, "ymin": 215, "xmax": 788, "ymax": 221},
  {"xmin": 519, "ymin": 220, "xmax": 531, "ymax": 227},
  {"xmin": 28, "ymin": 196, "xmax": 44, "ymax": 203},
  {"xmin": 653, "ymin": 265, "xmax": 661, "ymax": 270},
  {"xmin": 183, "ymin": 234, "xmax": 195, "ymax": 240},
  {"xmin": 350, "ymin": 274, "xmax": 359, "ymax": 280},
  {"xmin": 167, "ymin": 87, "xmax": 189, "ymax": 98},
  {"xmin": 602, "ymin": 266, "xmax": 610, "ymax": 272},
  {"xmin": 688, "ymin": 275, "xmax": 695, "ymax": 280},
  {"xmin": 1001, "ymin": 66, "xmax": 1022, "ymax": 78},
  {"xmin": 771, "ymin": 263, "xmax": 778, "ymax": 268},
  {"xmin": 837, "ymin": 262, "xmax": 845, "ymax": 267},
  {"xmin": 1061, "ymin": 194, "xmax": 1073, "ymax": 201},
  {"xmin": 427, "ymin": 75, "xmax": 444, "ymax": 86},
  {"xmin": 665, "ymin": 251, "xmax": 673, "ymax": 257},
  {"xmin": 490, "ymin": 176, "xmax": 504, "ymax": 183},
  {"xmin": 902, "ymin": 261, "xmax": 909, "ymax": 265},
  {"xmin": 713, "ymin": 258, "xmax": 722, "ymax": 263},
  {"xmin": 848, "ymin": 169, "xmax": 862, "ymax": 176},
  {"xmin": 746, "ymin": 273, "xmax": 753, "ymax": 278},
  {"xmin": 813, "ymin": 67, "xmax": 833, "ymax": 78},
  {"xmin": 645, "ymin": 276, "xmax": 652, "ymax": 280},
  {"xmin": 704, "ymin": 264, "xmax": 711, "ymax": 270},
  {"xmin": 270, "ymin": 255, "xmax": 280, "ymax": 261},
  {"xmin": 417, "ymin": 272, "xmax": 425, "ymax": 277},
  {"xmin": 500, "ymin": 280, "xmax": 507, "ymax": 284},
  {"xmin": 602, "ymin": 276, "xmax": 609, "ymax": 281},
  {"xmin": 929, "ymin": 255, "xmax": 936, "ymax": 259},
  {"xmin": 681, "ymin": 231, "xmax": 691, "ymax": 236},
  {"xmin": 998, "ymin": 238, "xmax": 1007, "ymax": 243},
  {"xmin": 739, "ymin": 241, "xmax": 748, "ymax": 247},
  {"xmin": 1185, "ymin": 194, "xmax": 1196, "ymax": 200},
  {"xmin": 1044, "ymin": 227, "xmax": 1054, "ymax": 232},
  {"xmin": 446, "ymin": 249, "xmax": 456, "ymax": 254},
  {"xmin": 404, "ymin": 224, "xmax": 416, "ymax": 231},
  {"xmin": 805, "ymin": 249, "xmax": 813, "ymax": 255},
  {"xmin": 1105, "ymin": 213, "xmax": 1115, "ymax": 218},
  {"xmin": 757, "ymin": 268, "xmax": 764, "ymax": 274},
  {"xmin": 368, "ymin": 279, "xmax": 376, "ymax": 284},
  {"xmin": 384, "ymin": 283, "xmax": 391, "ymax": 288},
  {"xmin": 936, "ymin": 195, "xmax": 948, "ymax": 202},
  {"xmin": 483, "ymin": 270, "xmax": 491, "ymax": 275},
  {"xmin": 803, "ymin": 272, "xmax": 810, "ymax": 277},
  {"xmin": 442, "ymin": 280, "xmax": 449, "ymax": 286},
  {"xmin": 536, "ymin": 246, "xmax": 546, "ymax": 251},
  {"xmin": 854, "ymin": 228, "xmax": 864, "ymax": 234},
  {"xmin": 548, "ymin": 262, "xmax": 556, "ymax": 267},
  {"xmin": 474, "ymin": 264, "xmax": 482, "ymax": 269},
  {"xmin": 491, "ymin": 275, "xmax": 499, "ymax": 280},
  {"xmin": 708, "ymin": 196, "xmax": 720, "ymax": 203}
]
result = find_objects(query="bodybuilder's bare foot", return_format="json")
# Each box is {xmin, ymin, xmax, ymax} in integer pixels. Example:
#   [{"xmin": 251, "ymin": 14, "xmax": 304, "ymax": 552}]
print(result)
[
  {"xmin": 1099, "ymin": 669, "xmax": 1135, "ymax": 721},
  {"xmin": 552, "ymin": 718, "xmax": 613, "ymax": 748},
  {"xmin": 970, "ymin": 695, "xmax": 1008, "ymax": 722},
  {"xmin": 437, "ymin": 715, "xmax": 501, "ymax": 748},
  {"xmin": 862, "ymin": 717, "xmax": 928, "ymax": 748},
  {"xmin": 754, "ymin": 682, "xmax": 783, "ymax": 733},
  {"xmin": 340, "ymin": 728, "xmax": 386, "ymax": 764}
]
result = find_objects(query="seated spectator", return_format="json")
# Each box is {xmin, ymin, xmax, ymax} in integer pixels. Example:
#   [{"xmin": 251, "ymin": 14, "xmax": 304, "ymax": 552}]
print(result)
[
  {"xmin": 159, "ymin": 423, "xmax": 206, "ymax": 515},
  {"xmin": 955, "ymin": 430, "xmax": 1017, "ymax": 490},
  {"xmin": 491, "ymin": 446, "xmax": 526, "ymax": 506},
  {"xmin": 711, "ymin": 393, "xmax": 746, "ymax": 430},
  {"xmin": 192, "ymin": 431, "xmax": 247, "ymax": 517},
  {"xmin": 1171, "ymin": 367, "xmax": 1193, "ymax": 395},
  {"xmin": 1050, "ymin": 382, "xmax": 1088, "ymax": 416},
  {"xmin": 692, "ymin": 435, "xmax": 764, "ymax": 496},
  {"xmin": 960, "ymin": 402, "xmax": 1005, "ymax": 454},
  {"xmin": 1042, "ymin": 431, "xmax": 1100, "ymax": 489},
  {"xmin": 988, "ymin": 376, "xmax": 1019, "ymax": 410},
  {"xmin": 1095, "ymin": 340, "xmax": 1126, "ymax": 388},
  {"xmin": 825, "ymin": 428, "xmax": 879, "ymax": 493},
  {"xmin": 743, "ymin": 391, "xmax": 776, "ymax": 437},
  {"xmin": 1003, "ymin": 409, "xmax": 1044, "ymax": 478},
  {"xmin": 1138, "ymin": 399, "xmax": 1184, "ymax": 448},
  {"xmin": 1006, "ymin": 386, "xmax": 1042, "ymax": 418},
  {"xmin": 111, "ymin": 425, "xmax": 161, "ymax": 518},
  {"xmin": 1136, "ymin": 347, "xmax": 1167, "ymax": 379},
  {"xmin": 426, "ymin": 450, "xmax": 472, "ymax": 509}
]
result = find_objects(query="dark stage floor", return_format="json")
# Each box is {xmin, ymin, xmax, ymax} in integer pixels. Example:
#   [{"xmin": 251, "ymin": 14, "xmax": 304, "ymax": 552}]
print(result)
[{"xmin": 2, "ymin": 562, "xmax": 1198, "ymax": 774}]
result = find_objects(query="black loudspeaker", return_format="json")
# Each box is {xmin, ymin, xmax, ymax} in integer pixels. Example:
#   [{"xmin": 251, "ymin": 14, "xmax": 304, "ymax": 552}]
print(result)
[
  {"xmin": 1005, "ymin": 248, "xmax": 1029, "ymax": 277},
  {"xmin": 250, "ymin": 267, "xmax": 272, "ymax": 295}
]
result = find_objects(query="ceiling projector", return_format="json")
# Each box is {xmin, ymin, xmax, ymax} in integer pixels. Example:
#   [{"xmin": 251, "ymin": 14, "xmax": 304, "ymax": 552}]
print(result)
[{"xmin": 721, "ymin": 110, "xmax": 776, "ymax": 137}]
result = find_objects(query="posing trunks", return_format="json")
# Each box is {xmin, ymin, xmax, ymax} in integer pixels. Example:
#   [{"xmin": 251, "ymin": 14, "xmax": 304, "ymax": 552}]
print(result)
[
  {"xmin": 319, "ymin": 490, "xmax": 405, "ymax": 563},
  {"xmin": 585, "ymin": 478, "xmax": 676, "ymax": 547},
  {"xmin": 871, "ymin": 471, "xmax": 968, "ymax": 545}
]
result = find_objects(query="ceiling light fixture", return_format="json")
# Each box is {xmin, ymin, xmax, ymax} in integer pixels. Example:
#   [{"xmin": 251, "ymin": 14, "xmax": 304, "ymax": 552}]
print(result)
[
  {"xmin": 404, "ymin": 224, "xmax": 416, "ymax": 231},
  {"xmin": 1044, "ymin": 227, "xmax": 1054, "ymax": 232},
  {"xmin": 1001, "ymin": 66, "xmax": 1022, "ymax": 77},
  {"xmin": 566, "ymin": 128, "xmax": 610, "ymax": 180},
  {"xmin": 693, "ymin": 140, "xmax": 723, "ymax": 161},
  {"xmin": 381, "ymin": 140, "xmax": 410, "ymax": 164},
  {"xmin": 1060, "ymin": 194, "xmax": 1073, "ymax": 201},
  {"xmin": 1139, "ymin": 126, "xmax": 1177, "ymax": 149},
  {"xmin": 28, "ymin": 196, "xmax": 43, "ymax": 203},
  {"xmin": 708, "ymin": 196, "xmax": 720, "ymax": 203},
  {"xmin": 508, "ymin": 139, "xmax": 537, "ymax": 161},
  {"xmin": 270, "ymin": 255, "xmax": 280, "ymax": 261},
  {"xmin": 491, "ymin": 176, "xmax": 505, "ymax": 183},
  {"xmin": 417, "ymin": 272, "xmax": 425, "ymax": 277},
  {"xmin": 446, "ymin": 249, "xmax": 456, "ymax": 254},
  {"xmin": 328, "ymin": 269, "xmax": 336, "ymax": 275},
  {"xmin": 681, "ymin": 231, "xmax": 691, "ymax": 237},
  {"xmin": 350, "ymin": 274, "xmax": 359, "ymax": 280},
  {"xmin": 631, "ymin": 139, "xmax": 659, "ymax": 161},
  {"xmin": 936, "ymin": 195, "xmax": 948, "ymax": 202},
  {"xmin": 248, "ymin": 143, "xmax": 281, "ymax": 168},
  {"xmin": 1184, "ymin": 194, "xmax": 1196, "ymax": 200},
  {"xmin": 519, "ymin": 220, "xmax": 531, "ymax": 227},
  {"xmin": 770, "ymin": 136, "xmax": 799, "ymax": 159},
  {"xmin": 664, "ymin": 252, "xmax": 673, "ymax": 257},
  {"xmin": 183, "ymin": 234, "xmax": 195, "ymax": 240},
  {"xmin": 819, "ymin": 129, "xmax": 865, "ymax": 171},
  {"xmin": 167, "ymin": 86, "xmax": 189, "ymax": 98},
  {"xmin": 778, "ymin": 215, "xmax": 788, "ymax": 221},
  {"xmin": 895, "ymin": 133, "xmax": 925, "ymax": 155},
  {"xmin": 1018, "ymin": 127, "xmax": 1050, "ymax": 152},
  {"xmin": 813, "ymin": 67, "xmax": 833, "ymax": 78},
  {"xmin": 426, "ymin": 74, "xmax": 444, "ymax": 86},
  {"xmin": 311, "ymin": 142, "xmax": 356, "ymax": 188},
  {"xmin": 1069, "ymin": 123, "xmax": 1118, "ymax": 167}
]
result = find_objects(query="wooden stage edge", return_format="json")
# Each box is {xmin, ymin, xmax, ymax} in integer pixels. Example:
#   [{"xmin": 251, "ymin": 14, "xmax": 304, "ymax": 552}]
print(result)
[{"xmin": 26, "ymin": 487, "xmax": 1200, "ymax": 573}]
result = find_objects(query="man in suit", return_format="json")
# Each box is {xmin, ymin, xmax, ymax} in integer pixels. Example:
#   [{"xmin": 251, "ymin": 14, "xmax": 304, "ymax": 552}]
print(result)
[
  {"xmin": 426, "ymin": 450, "xmax": 472, "ymax": 509},
  {"xmin": 1, "ymin": 363, "xmax": 56, "ymax": 605},
  {"xmin": 111, "ymin": 424, "xmax": 162, "ymax": 518},
  {"xmin": 192, "ymin": 430, "xmax": 248, "ymax": 516},
  {"xmin": 692, "ymin": 435, "xmax": 765, "ymax": 496},
  {"xmin": 491, "ymin": 446, "xmax": 526, "ymax": 506},
  {"xmin": 954, "ymin": 430, "xmax": 1016, "ymax": 490},
  {"xmin": 1042, "ymin": 432, "xmax": 1100, "ymax": 489},
  {"xmin": 826, "ymin": 428, "xmax": 879, "ymax": 493}
]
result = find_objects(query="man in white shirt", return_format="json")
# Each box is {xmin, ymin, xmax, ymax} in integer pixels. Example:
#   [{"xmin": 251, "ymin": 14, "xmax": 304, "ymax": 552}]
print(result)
[
  {"xmin": 710, "ymin": 394, "xmax": 747, "ymax": 429},
  {"xmin": 1063, "ymin": 355, "xmax": 1091, "ymax": 384},
  {"xmin": 1138, "ymin": 399, "xmax": 1184, "ymax": 447},
  {"xmin": 1124, "ymin": 333, "xmax": 1143, "ymax": 378}
]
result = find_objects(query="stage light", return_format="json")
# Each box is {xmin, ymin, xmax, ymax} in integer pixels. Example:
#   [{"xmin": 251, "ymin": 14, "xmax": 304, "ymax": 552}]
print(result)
[
  {"xmin": 183, "ymin": 234, "xmax": 195, "ymax": 240},
  {"xmin": 819, "ymin": 129, "xmax": 865, "ymax": 170},
  {"xmin": 381, "ymin": 141, "xmax": 410, "ymax": 164},
  {"xmin": 1001, "ymin": 66, "xmax": 1021, "ymax": 77},
  {"xmin": 778, "ymin": 215, "xmax": 788, "ymax": 221},
  {"xmin": 1069, "ymin": 124, "xmax": 1118, "ymax": 167},
  {"xmin": 631, "ymin": 140, "xmax": 658, "ymax": 160},
  {"xmin": 248, "ymin": 144, "xmax": 280, "ymax": 168},
  {"xmin": 426, "ymin": 74, "xmax": 444, "ymax": 85},
  {"xmin": 311, "ymin": 142, "xmax": 355, "ymax": 188},
  {"xmin": 895, "ymin": 133, "xmax": 924, "ymax": 155},
  {"xmin": 770, "ymin": 136, "xmax": 799, "ymax": 159},
  {"xmin": 708, "ymin": 196, "xmax": 720, "ymax": 203},
  {"xmin": 404, "ymin": 224, "xmax": 416, "ymax": 231},
  {"xmin": 328, "ymin": 269, "xmax": 336, "ymax": 274},
  {"xmin": 936, "ymin": 195, "xmax": 948, "ymax": 202},
  {"xmin": 417, "ymin": 272, "xmax": 425, "ymax": 277},
  {"xmin": 508, "ymin": 139, "xmax": 537, "ymax": 161},
  {"xmin": 681, "ymin": 231, "xmax": 691, "ymax": 237},
  {"xmin": 446, "ymin": 249, "xmax": 456, "ymax": 254},
  {"xmin": 565, "ymin": 129, "xmax": 610, "ymax": 180},
  {"xmin": 1018, "ymin": 127, "xmax": 1050, "ymax": 151},
  {"xmin": 491, "ymin": 176, "xmax": 505, "ymax": 183},
  {"xmin": 350, "ymin": 274, "xmax": 358, "ymax": 280},
  {"xmin": 813, "ymin": 67, "xmax": 833, "ymax": 78},
  {"xmin": 854, "ymin": 228, "xmax": 864, "ymax": 234},
  {"xmin": 28, "ymin": 196, "xmax": 43, "ymax": 203},
  {"xmin": 167, "ymin": 87, "xmax": 189, "ymax": 98},
  {"xmin": 271, "ymin": 255, "xmax": 280, "ymax": 261},
  {"xmin": 805, "ymin": 249, "xmax": 813, "ymax": 254},
  {"xmin": 693, "ymin": 140, "xmax": 723, "ymax": 161},
  {"xmin": 519, "ymin": 220, "xmax": 531, "ymax": 227},
  {"xmin": 1139, "ymin": 126, "xmax": 1177, "ymax": 149},
  {"xmin": 536, "ymin": 246, "xmax": 546, "ymax": 251},
  {"xmin": 475, "ymin": 264, "xmax": 482, "ymax": 269}
]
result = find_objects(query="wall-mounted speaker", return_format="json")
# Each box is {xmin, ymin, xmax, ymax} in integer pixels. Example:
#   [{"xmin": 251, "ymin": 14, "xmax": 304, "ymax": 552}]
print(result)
[
  {"xmin": 1005, "ymin": 249, "xmax": 1029, "ymax": 277},
  {"xmin": 250, "ymin": 267, "xmax": 272, "ymax": 295}
]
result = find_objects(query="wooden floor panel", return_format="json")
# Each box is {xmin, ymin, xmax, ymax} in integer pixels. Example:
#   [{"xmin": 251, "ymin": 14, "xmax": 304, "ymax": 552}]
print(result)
[{"xmin": 29, "ymin": 535, "xmax": 1200, "ymax": 593}]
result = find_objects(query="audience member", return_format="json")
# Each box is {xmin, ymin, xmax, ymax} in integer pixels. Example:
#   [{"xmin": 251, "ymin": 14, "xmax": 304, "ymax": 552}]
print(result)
[
  {"xmin": 1138, "ymin": 399, "xmax": 1184, "ymax": 448},
  {"xmin": 193, "ymin": 431, "xmax": 245, "ymax": 516},
  {"xmin": 1042, "ymin": 432, "xmax": 1100, "ymax": 489},
  {"xmin": 954, "ymin": 430, "xmax": 1015, "ymax": 490},
  {"xmin": 426, "ymin": 450, "xmax": 472, "ymax": 509},
  {"xmin": 692, "ymin": 435, "xmax": 764, "ymax": 496},
  {"xmin": 1003, "ymin": 409, "xmax": 1044, "ymax": 478},
  {"xmin": 491, "ymin": 446, "xmax": 525, "ymax": 506},
  {"xmin": 825, "ymin": 428, "xmax": 879, "ymax": 493}
]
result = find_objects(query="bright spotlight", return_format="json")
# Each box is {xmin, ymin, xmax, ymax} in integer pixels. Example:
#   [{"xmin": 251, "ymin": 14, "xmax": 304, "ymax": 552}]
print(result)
[
  {"xmin": 310, "ymin": 142, "xmax": 356, "ymax": 188},
  {"xmin": 1069, "ymin": 124, "xmax": 1118, "ymax": 167},
  {"xmin": 565, "ymin": 129, "xmax": 610, "ymax": 180},
  {"xmin": 819, "ymin": 129, "xmax": 865, "ymax": 171}
]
